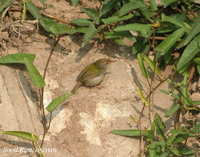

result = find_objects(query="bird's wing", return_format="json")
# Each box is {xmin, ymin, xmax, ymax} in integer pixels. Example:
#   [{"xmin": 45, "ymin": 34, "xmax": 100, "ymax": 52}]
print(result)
[{"xmin": 77, "ymin": 65, "xmax": 102, "ymax": 83}]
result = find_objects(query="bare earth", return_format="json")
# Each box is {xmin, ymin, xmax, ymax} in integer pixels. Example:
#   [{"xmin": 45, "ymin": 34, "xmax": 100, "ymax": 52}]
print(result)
[{"xmin": 0, "ymin": 0, "xmax": 199, "ymax": 157}]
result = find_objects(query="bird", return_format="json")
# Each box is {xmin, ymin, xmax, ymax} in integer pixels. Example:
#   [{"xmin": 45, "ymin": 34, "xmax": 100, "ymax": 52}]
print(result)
[{"xmin": 71, "ymin": 58, "xmax": 113, "ymax": 94}]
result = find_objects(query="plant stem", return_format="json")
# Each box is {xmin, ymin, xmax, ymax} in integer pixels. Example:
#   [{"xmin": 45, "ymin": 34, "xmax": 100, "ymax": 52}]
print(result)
[{"xmin": 40, "ymin": 36, "xmax": 61, "ymax": 148}]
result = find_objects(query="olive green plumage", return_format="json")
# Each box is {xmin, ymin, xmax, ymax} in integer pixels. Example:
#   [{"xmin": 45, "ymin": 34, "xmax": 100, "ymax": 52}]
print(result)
[{"xmin": 71, "ymin": 58, "xmax": 112, "ymax": 94}]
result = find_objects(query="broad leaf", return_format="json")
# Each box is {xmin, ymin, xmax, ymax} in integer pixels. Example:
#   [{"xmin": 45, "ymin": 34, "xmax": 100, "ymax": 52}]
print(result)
[
  {"xmin": 99, "ymin": 0, "xmax": 120, "ymax": 18},
  {"xmin": 102, "ymin": 14, "xmax": 134, "ymax": 26},
  {"xmin": 0, "ymin": 53, "xmax": 35, "ymax": 64},
  {"xmin": 24, "ymin": 57, "xmax": 45, "ymax": 88},
  {"xmin": 177, "ymin": 35, "xmax": 200, "ymax": 71},
  {"xmin": 40, "ymin": 17, "xmax": 77, "ymax": 35},
  {"xmin": 80, "ymin": 7, "xmax": 99, "ymax": 24},
  {"xmin": 71, "ymin": 18, "xmax": 93, "ymax": 26},
  {"xmin": 26, "ymin": 0, "xmax": 42, "ymax": 19},
  {"xmin": 46, "ymin": 93, "xmax": 72, "ymax": 112},
  {"xmin": 113, "ymin": 38, "xmax": 125, "ymax": 45},
  {"xmin": 81, "ymin": 24, "xmax": 102, "ymax": 47},
  {"xmin": 1, "ymin": 131, "xmax": 38, "ymax": 142},
  {"xmin": 117, "ymin": 2, "xmax": 144, "ymax": 17},
  {"xmin": 156, "ymin": 27, "xmax": 185, "ymax": 56},
  {"xmin": 49, "ymin": 22, "xmax": 77, "ymax": 35},
  {"xmin": 184, "ymin": 18, "xmax": 200, "ymax": 46},
  {"xmin": 114, "ymin": 24, "xmax": 152, "ymax": 35},
  {"xmin": 162, "ymin": 14, "xmax": 185, "ymax": 28},
  {"xmin": 149, "ymin": 0, "xmax": 158, "ymax": 11},
  {"xmin": 160, "ymin": 0, "xmax": 178, "ymax": 8}
]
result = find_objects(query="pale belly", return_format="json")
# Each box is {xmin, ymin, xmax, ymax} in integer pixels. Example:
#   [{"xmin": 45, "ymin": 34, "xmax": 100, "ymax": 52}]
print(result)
[{"xmin": 84, "ymin": 74, "xmax": 104, "ymax": 87}]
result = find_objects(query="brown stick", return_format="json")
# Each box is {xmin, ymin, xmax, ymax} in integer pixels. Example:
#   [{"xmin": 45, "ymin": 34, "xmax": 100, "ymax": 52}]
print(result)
[{"xmin": 10, "ymin": 7, "xmax": 77, "ymax": 27}]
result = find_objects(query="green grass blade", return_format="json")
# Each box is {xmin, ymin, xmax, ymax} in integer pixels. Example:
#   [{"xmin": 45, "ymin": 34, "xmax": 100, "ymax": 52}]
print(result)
[
  {"xmin": 149, "ymin": 142, "xmax": 161, "ymax": 157},
  {"xmin": 165, "ymin": 104, "xmax": 180, "ymax": 117},
  {"xmin": 143, "ymin": 55, "xmax": 160, "ymax": 73},
  {"xmin": 111, "ymin": 129, "xmax": 149, "ymax": 137},
  {"xmin": 147, "ymin": 118, "xmax": 156, "ymax": 142},
  {"xmin": 0, "ymin": 53, "xmax": 35, "ymax": 64},
  {"xmin": 171, "ymin": 147, "xmax": 181, "ymax": 156},
  {"xmin": 182, "ymin": 74, "xmax": 190, "ymax": 106},
  {"xmin": 0, "ymin": 0, "xmax": 16, "ymax": 13},
  {"xmin": 180, "ymin": 148, "xmax": 195, "ymax": 156},
  {"xmin": 139, "ymin": 2, "xmax": 154, "ymax": 22},
  {"xmin": 137, "ymin": 86, "xmax": 149, "ymax": 106},
  {"xmin": 24, "ymin": 57, "xmax": 45, "ymax": 89},
  {"xmin": 159, "ymin": 89, "xmax": 180, "ymax": 100},
  {"xmin": 137, "ymin": 53, "xmax": 148, "ymax": 78},
  {"xmin": 157, "ymin": 23, "xmax": 179, "ymax": 33},
  {"xmin": 1, "ymin": 131, "xmax": 38, "ymax": 142},
  {"xmin": 166, "ymin": 129, "xmax": 181, "ymax": 146},
  {"xmin": 46, "ymin": 93, "xmax": 72, "ymax": 112},
  {"xmin": 156, "ymin": 27, "xmax": 185, "ymax": 56},
  {"xmin": 162, "ymin": 14, "xmax": 185, "ymax": 28}
]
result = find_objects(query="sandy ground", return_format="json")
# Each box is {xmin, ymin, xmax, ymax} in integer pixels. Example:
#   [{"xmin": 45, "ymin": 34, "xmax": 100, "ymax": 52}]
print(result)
[{"xmin": 0, "ymin": 0, "xmax": 199, "ymax": 157}]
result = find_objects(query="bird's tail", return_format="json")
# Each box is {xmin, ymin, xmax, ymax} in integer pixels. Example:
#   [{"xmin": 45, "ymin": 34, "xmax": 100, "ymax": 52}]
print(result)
[{"xmin": 71, "ymin": 81, "xmax": 82, "ymax": 94}]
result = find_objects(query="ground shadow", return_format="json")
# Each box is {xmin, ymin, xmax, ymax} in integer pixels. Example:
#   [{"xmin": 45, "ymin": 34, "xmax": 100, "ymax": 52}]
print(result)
[
  {"xmin": 0, "ymin": 138, "xmax": 34, "ymax": 157},
  {"xmin": 18, "ymin": 71, "xmax": 39, "ymax": 103}
]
